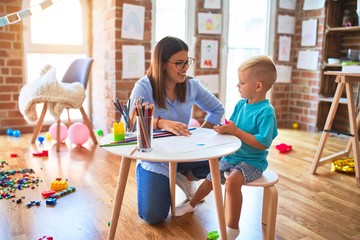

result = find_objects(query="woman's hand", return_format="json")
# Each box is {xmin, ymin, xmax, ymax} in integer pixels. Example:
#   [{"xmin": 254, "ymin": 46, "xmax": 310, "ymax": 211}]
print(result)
[
  {"xmin": 160, "ymin": 119, "xmax": 192, "ymax": 136},
  {"xmin": 213, "ymin": 120, "xmax": 237, "ymax": 135}
]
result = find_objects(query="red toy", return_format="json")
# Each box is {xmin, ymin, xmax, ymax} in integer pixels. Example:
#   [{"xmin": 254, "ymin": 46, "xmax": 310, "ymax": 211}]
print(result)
[
  {"xmin": 276, "ymin": 143, "xmax": 292, "ymax": 153},
  {"xmin": 32, "ymin": 150, "xmax": 48, "ymax": 157}
]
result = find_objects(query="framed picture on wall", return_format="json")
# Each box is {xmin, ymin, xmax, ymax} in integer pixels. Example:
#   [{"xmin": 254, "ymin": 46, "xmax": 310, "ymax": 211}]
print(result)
[{"xmin": 198, "ymin": 12, "xmax": 222, "ymax": 34}]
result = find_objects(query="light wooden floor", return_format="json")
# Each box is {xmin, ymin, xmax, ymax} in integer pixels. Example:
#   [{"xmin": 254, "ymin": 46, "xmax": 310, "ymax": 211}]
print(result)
[{"xmin": 0, "ymin": 129, "xmax": 359, "ymax": 240}]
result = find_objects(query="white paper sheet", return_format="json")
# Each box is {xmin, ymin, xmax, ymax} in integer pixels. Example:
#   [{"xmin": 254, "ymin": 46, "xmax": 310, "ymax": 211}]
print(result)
[
  {"xmin": 196, "ymin": 74, "xmax": 219, "ymax": 94},
  {"xmin": 121, "ymin": 4, "xmax": 145, "ymax": 40},
  {"xmin": 155, "ymin": 131, "xmax": 237, "ymax": 153},
  {"xmin": 278, "ymin": 35, "xmax": 292, "ymax": 62},
  {"xmin": 122, "ymin": 45, "xmax": 145, "ymax": 79},
  {"xmin": 201, "ymin": 40, "xmax": 218, "ymax": 69},
  {"xmin": 279, "ymin": 0, "xmax": 296, "ymax": 10},
  {"xmin": 198, "ymin": 12, "xmax": 222, "ymax": 34},
  {"xmin": 278, "ymin": 15, "xmax": 295, "ymax": 34},
  {"xmin": 276, "ymin": 65, "xmax": 292, "ymax": 83},
  {"xmin": 204, "ymin": 0, "xmax": 221, "ymax": 9},
  {"xmin": 301, "ymin": 19, "xmax": 317, "ymax": 46},
  {"xmin": 303, "ymin": 0, "xmax": 325, "ymax": 10},
  {"xmin": 297, "ymin": 50, "xmax": 319, "ymax": 70}
]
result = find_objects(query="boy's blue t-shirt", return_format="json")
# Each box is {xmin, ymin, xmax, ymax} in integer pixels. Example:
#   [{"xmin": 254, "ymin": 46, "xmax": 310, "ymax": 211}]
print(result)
[{"xmin": 222, "ymin": 99, "xmax": 278, "ymax": 171}]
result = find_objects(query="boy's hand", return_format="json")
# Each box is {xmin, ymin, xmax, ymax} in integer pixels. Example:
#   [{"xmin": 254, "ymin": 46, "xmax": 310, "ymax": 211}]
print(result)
[{"xmin": 213, "ymin": 120, "xmax": 237, "ymax": 134}]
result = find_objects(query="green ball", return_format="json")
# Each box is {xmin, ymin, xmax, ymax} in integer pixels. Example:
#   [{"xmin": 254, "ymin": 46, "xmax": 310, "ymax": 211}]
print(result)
[{"xmin": 97, "ymin": 129, "xmax": 104, "ymax": 136}]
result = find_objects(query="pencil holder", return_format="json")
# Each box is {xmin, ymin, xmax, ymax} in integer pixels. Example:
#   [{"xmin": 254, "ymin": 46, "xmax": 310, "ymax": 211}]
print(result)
[{"xmin": 136, "ymin": 116, "xmax": 153, "ymax": 152}]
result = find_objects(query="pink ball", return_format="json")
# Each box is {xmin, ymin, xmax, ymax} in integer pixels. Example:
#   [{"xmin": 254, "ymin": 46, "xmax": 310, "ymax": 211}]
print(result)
[
  {"xmin": 68, "ymin": 122, "xmax": 90, "ymax": 146},
  {"xmin": 189, "ymin": 118, "xmax": 201, "ymax": 127},
  {"xmin": 49, "ymin": 122, "xmax": 68, "ymax": 142}
]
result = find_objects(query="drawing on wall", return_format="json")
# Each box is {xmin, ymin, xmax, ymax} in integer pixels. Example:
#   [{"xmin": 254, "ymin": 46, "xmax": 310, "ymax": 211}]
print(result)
[
  {"xmin": 122, "ymin": 45, "xmax": 145, "ymax": 79},
  {"xmin": 201, "ymin": 40, "xmax": 218, "ymax": 69},
  {"xmin": 276, "ymin": 65, "xmax": 292, "ymax": 83},
  {"xmin": 279, "ymin": 0, "xmax": 296, "ymax": 10},
  {"xmin": 196, "ymin": 74, "xmax": 219, "ymax": 94},
  {"xmin": 277, "ymin": 15, "xmax": 295, "ymax": 34},
  {"xmin": 204, "ymin": 0, "xmax": 221, "ymax": 9},
  {"xmin": 121, "ymin": 3, "xmax": 145, "ymax": 40},
  {"xmin": 198, "ymin": 12, "xmax": 222, "ymax": 34},
  {"xmin": 278, "ymin": 35, "xmax": 291, "ymax": 62},
  {"xmin": 301, "ymin": 19, "xmax": 317, "ymax": 46},
  {"xmin": 303, "ymin": 0, "xmax": 325, "ymax": 10},
  {"xmin": 297, "ymin": 50, "xmax": 319, "ymax": 70}
]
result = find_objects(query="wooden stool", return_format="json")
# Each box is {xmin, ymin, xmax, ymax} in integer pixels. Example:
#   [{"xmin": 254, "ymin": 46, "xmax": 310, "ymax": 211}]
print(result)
[
  {"xmin": 310, "ymin": 72, "xmax": 360, "ymax": 187},
  {"xmin": 224, "ymin": 168, "xmax": 279, "ymax": 240}
]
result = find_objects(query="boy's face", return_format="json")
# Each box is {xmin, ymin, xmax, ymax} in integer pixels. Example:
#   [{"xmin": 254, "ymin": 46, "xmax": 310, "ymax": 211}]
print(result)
[{"xmin": 237, "ymin": 68, "xmax": 258, "ymax": 100}]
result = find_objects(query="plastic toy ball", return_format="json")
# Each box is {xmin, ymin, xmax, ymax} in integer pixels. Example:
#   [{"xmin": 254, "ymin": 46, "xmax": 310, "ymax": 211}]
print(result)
[
  {"xmin": 68, "ymin": 122, "xmax": 90, "ymax": 146},
  {"xmin": 48, "ymin": 123, "xmax": 68, "ymax": 142},
  {"xmin": 6, "ymin": 128, "xmax": 13, "ymax": 136},
  {"xmin": 292, "ymin": 122, "xmax": 299, "ymax": 129},
  {"xmin": 45, "ymin": 132, "xmax": 52, "ymax": 141},
  {"xmin": 12, "ymin": 130, "xmax": 21, "ymax": 137},
  {"xmin": 38, "ymin": 136, "xmax": 45, "ymax": 144},
  {"xmin": 97, "ymin": 129, "xmax": 103, "ymax": 136},
  {"xmin": 189, "ymin": 118, "xmax": 201, "ymax": 127}
]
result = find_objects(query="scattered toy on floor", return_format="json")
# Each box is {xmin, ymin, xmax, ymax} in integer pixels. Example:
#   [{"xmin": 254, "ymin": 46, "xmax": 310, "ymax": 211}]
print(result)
[
  {"xmin": 38, "ymin": 136, "xmax": 45, "ymax": 144},
  {"xmin": 207, "ymin": 230, "xmax": 219, "ymax": 240},
  {"xmin": 97, "ymin": 129, "xmax": 104, "ymax": 136},
  {"xmin": 26, "ymin": 200, "xmax": 41, "ymax": 208},
  {"xmin": 45, "ymin": 198, "xmax": 57, "ymax": 205},
  {"xmin": 32, "ymin": 150, "xmax": 48, "ymax": 157},
  {"xmin": 276, "ymin": 143, "xmax": 292, "ymax": 153}
]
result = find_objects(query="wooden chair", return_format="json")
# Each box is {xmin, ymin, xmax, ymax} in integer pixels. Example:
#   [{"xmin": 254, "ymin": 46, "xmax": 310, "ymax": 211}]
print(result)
[
  {"xmin": 224, "ymin": 168, "xmax": 279, "ymax": 240},
  {"xmin": 31, "ymin": 58, "xmax": 98, "ymax": 151}
]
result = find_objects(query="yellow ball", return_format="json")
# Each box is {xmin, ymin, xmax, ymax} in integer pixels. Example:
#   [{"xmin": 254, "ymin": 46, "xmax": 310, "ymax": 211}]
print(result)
[
  {"xmin": 292, "ymin": 122, "xmax": 299, "ymax": 129},
  {"xmin": 45, "ymin": 132, "xmax": 52, "ymax": 140}
]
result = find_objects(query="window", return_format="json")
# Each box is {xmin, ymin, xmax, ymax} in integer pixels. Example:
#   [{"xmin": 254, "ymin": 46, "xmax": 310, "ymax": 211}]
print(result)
[
  {"xmin": 222, "ymin": 0, "xmax": 274, "ymax": 118},
  {"xmin": 23, "ymin": 0, "xmax": 90, "ymax": 122},
  {"xmin": 154, "ymin": 0, "xmax": 196, "ymax": 76}
]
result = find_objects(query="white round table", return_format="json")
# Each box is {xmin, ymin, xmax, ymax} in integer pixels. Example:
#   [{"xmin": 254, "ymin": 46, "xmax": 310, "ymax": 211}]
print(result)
[{"xmin": 101, "ymin": 127, "xmax": 241, "ymax": 240}]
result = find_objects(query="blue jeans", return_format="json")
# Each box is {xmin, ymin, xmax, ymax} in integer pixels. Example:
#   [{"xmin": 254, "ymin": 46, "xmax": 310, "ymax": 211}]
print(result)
[{"xmin": 136, "ymin": 161, "xmax": 210, "ymax": 224}]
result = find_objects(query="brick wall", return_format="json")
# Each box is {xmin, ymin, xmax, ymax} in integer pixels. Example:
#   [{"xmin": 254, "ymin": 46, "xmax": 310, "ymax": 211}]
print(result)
[
  {"xmin": 91, "ymin": 0, "xmax": 152, "ymax": 134},
  {"xmin": 0, "ymin": 0, "xmax": 327, "ymax": 135},
  {"xmin": 192, "ymin": 0, "xmax": 222, "ymax": 124},
  {"xmin": 271, "ymin": 0, "xmax": 325, "ymax": 131},
  {"xmin": 0, "ymin": 1, "xmax": 32, "ymax": 135}
]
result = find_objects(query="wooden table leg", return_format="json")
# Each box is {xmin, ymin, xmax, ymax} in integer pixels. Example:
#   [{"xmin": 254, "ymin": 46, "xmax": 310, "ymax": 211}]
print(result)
[
  {"xmin": 345, "ymin": 82, "xmax": 360, "ymax": 187},
  {"xmin": 310, "ymin": 79, "xmax": 344, "ymax": 174},
  {"xmin": 107, "ymin": 157, "xmax": 131, "ymax": 240},
  {"xmin": 169, "ymin": 162, "xmax": 176, "ymax": 216},
  {"xmin": 209, "ymin": 158, "xmax": 227, "ymax": 240}
]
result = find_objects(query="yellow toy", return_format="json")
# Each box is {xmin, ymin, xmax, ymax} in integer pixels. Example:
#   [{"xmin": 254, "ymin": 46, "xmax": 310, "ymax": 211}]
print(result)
[{"xmin": 50, "ymin": 178, "xmax": 68, "ymax": 191}]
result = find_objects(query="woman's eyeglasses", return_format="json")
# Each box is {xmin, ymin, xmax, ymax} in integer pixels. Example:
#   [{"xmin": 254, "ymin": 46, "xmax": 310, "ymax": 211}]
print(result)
[{"xmin": 167, "ymin": 57, "xmax": 195, "ymax": 70}]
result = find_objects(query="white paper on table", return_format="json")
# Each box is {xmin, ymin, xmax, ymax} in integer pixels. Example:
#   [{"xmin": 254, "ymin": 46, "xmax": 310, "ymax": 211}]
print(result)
[
  {"xmin": 279, "ymin": 0, "xmax": 296, "ymax": 10},
  {"xmin": 155, "ymin": 131, "xmax": 238, "ymax": 153},
  {"xmin": 276, "ymin": 65, "xmax": 292, "ymax": 83},
  {"xmin": 278, "ymin": 35, "xmax": 292, "ymax": 62},
  {"xmin": 301, "ymin": 19, "xmax": 317, "ymax": 46},
  {"xmin": 303, "ymin": 0, "xmax": 325, "ymax": 10},
  {"xmin": 278, "ymin": 15, "xmax": 295, "ymax": 34},
  {"xmin": 297, "ymin": 50, "xmax": 319, "ymax": 70}
]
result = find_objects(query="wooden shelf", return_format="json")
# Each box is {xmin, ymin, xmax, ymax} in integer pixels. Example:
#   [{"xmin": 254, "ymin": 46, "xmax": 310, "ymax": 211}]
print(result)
[
  {"xmin": 326, "ymin": 26, "xmax": 360, "ymax": 32},
  {"xmin": 316, "ymin": 0, "xmax": 360, "ymax": 132}
]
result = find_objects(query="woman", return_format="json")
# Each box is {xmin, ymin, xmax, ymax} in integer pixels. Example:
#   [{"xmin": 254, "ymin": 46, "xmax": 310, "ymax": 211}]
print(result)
[{"xmin": 129, "ymin": 36, "xmax": 224, "ymax": 224}]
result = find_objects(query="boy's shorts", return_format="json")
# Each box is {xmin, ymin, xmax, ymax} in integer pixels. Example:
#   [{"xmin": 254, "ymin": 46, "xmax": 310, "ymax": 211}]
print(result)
[{"xmin": 207, "ymin": 158, "xmax": 263, "ymax": 184}]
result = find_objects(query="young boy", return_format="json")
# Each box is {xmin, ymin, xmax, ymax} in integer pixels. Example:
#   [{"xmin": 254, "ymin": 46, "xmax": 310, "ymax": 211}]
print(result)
[{"xmin": 175, "ymin": 55, "xmax": 278, "ymax": 240}]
